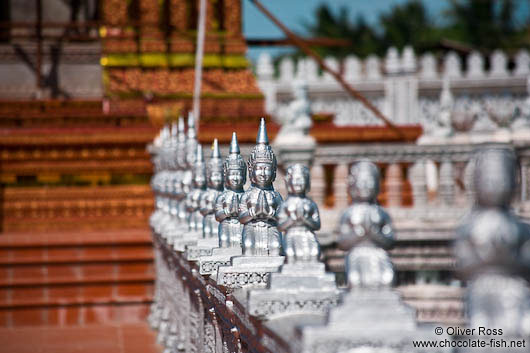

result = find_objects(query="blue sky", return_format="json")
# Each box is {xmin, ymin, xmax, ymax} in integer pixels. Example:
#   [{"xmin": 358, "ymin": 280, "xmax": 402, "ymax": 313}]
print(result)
[{"xmin": 242, "ymin": 0, "xmax": 528, "ymax": 61}]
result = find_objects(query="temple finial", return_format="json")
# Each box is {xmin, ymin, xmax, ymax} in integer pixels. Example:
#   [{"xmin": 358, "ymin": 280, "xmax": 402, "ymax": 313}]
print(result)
[
  {"xmin": 229, "ymin": 132, "xmax": 240, "ymax": 154},
  {"xmin": 256, "ymin": 118, "xmax": 269, "ymax": 144},
  {"xmin": 211, "ymin": 139, "xmax": 221, "ymax": 159}
]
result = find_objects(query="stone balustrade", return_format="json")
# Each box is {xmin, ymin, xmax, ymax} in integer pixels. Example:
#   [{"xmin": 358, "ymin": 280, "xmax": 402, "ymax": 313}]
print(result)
[
  {"xmin": 309, "ymin": 142, "xmax": 530, "ymax": 239},
  {"xmin": 147, "ymin": 120, "xmax": 529, "ymax": 352},
  {"xmin": 256, "ymin": 47, "xmax": 530, "ymax": 131}
]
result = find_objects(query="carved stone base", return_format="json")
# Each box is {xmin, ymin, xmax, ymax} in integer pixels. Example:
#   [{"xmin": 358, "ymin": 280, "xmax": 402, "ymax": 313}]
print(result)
[
  {"xmin": 160, "ymin": 217, "xmax": 184, "ymax": 240},
  {"xmin": 299, "ymin": 289, "xmax": 449, "ymax": 353},
  {"xmin": 198, "ymin": 247, "xmax": 242, "ymax": 275},
  {"xmin": 215, "ymin": 256, "xmax": 285, "ymax": 289},
  {"xmin": 247, "ymin": 263, "xmax": 341, "ymax": 319},
  {"xmin": 173, "ymin": 231, "xmax": 200, "ymax": 252},
  {"xmin": 185, "ymin": 238, "xmax": 219, "ymax": 261}
]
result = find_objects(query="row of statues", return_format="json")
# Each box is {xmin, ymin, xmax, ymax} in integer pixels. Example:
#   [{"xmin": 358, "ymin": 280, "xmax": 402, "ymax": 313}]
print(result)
[
  {"xmin": 150, "ymin": 115, "xmax": 322, "ymax": 265},
  {"xmin": 149, "ymin": 115, "xmax": 530, "ymax": 352}
]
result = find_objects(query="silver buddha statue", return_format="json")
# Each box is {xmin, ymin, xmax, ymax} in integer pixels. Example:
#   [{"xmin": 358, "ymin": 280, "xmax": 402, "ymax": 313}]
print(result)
[
  {"xmin": 155, "ymin": 125, "xmax": 173, "ymax": 235},
  {"xmin": 277, "ymin": 164, "xmax": 321, "ymax": 263},
  {"xmin": 215, "ymin": 132, "xmax": 246, "ymax": 248},
  {"xmin": 239, "ymin": 118, "xmax": 283, "ymax": 256},
  {"xmin": 172, "ymin": 113, "xmax": 197, "ymax": 242},
  {"xmin": 174, "ymin": 117, "xmax": 188, "ymax": 230},
  {"xmin": 454, "ymin": 146, "xmax": 530, "ymax": 340},
  {"xmin": 186, "ymin": 144, "xmax": 206, "ymax": 233},
  {"xmin": 200, "ymin": 139, "xmax": 224, "ymax": 239},
  {"xmin": 149, "ymin": 134, "xmax": 164, "ymax": 229},
  {"xmin": 247, "ymin": 163, "xmax": 340, "ymax": 318},
  {"xmin": 297, "ymin": 161, "xmax": 448, "ymax": 353},
  {"xmin": 337, "ymin": 161, "xmax": 395, "ymax": 288},
  {"xmin": 163, "ymin": 119, "xmax": 185, "ymax": 238},
  {"xmin": 197, "ymin": 133, "xmax": 246, "ymax": 274},
  {"xmin": 215, "ymin": 120, "xmax": 285, "ymax": 288}
]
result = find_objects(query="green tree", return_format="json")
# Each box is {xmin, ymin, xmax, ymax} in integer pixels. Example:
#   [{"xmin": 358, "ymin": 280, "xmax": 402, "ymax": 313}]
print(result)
[
  {"xmin": 444, "ymin": 0, "xmax": 527, "ymax": 50},
  {"xmin": 379, "ymin": 0, "xmax": 441, "ymax": 52},
  {"xmin": 305, "ymin": 5, "xmax": 381, "ymax": 58},
  {"xmin": 292, "ymin": 0, "xmax": 529, "ymax": 62}
]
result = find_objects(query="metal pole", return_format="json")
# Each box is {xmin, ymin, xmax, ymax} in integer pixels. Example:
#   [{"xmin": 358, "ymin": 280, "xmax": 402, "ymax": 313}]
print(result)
[
  {"xmin": 250, "ymin": 0, "xmax": 404, "ymax": 137},
  {"xmin": 193, "ymin": 0, "xmax": 207, "ymax": 131},
  {"xmin": 36, "ymin": 0, "xmax": 43, "ymax": 90}
]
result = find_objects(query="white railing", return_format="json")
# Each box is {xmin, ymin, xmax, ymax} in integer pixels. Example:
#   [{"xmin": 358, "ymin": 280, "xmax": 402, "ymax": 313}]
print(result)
[{"xmin": 256, "ymin": 47, "xmax": 530, "ymax": 131}]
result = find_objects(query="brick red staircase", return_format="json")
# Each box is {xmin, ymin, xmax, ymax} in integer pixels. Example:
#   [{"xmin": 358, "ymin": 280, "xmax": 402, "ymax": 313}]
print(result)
[{"xmin": 0, "ymin": 229, "xmax": 154, "ymax": 327}]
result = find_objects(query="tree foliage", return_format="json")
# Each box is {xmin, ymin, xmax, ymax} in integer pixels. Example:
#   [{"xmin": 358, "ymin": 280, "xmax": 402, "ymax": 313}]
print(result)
[{"xmin": 302, "ymin": 0, "xmax": 529, "ymax": 58}]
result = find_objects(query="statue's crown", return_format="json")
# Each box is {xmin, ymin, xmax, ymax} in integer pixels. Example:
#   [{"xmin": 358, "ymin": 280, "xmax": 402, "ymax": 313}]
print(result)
[
  {"xmin": 207, "ymin": 139, "xmax": 223, "ymax": 174},
  {"xmin": 224, "ymin": 132, "xmax": 246, "ymax": 172},
  {"xmin": 192, "ymin": 144, "xmax": 206, "ymax": 177},
  {"xmin": 185, "ymin": 112, "xmax": 198, "ymax": 166},
  {"xmin": 248, "ymin": 118, "xmax": 277, "ymax": 169}
]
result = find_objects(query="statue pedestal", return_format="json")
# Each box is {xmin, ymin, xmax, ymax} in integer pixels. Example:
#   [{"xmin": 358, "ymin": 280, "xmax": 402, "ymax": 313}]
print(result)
[
  {"xmin": 247, "ymin": 263, "xmax": 341, "ymax": 319},
  {"xmin": 185, "ymin": 238, "xmax": 219, "ymax": 260},
  {"xmin": 164, "ymin": 223, "xmax": 187, "ymax": 244},
  {"xmin": 173, "ymin": 231, "xmax": 200, "ymax": 252},
  {"xmin": 198, "ymin": 247, "xmax": 242, "ymax": 275},
  {"xmin": 215, "ymin": 255, "xmax": 285, "ymax": 289},
  {"xmin": 298, "ymin": 289, "xmax": 449, "ymax": 353}
]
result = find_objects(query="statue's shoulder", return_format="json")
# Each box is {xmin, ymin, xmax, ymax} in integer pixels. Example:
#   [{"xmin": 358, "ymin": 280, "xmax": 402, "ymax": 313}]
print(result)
[{"xmin": 373, "ymin": 203, "xmax": 391, "ymax": 218}]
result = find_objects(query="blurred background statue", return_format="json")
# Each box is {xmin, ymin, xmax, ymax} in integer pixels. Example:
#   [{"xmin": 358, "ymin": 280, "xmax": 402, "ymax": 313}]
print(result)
[
  {"xmin": 275, "ymin": 79, "xmax": 315, "ymax": 145},
  {"xmin": 278, "ymin": 164, "xmax": 321, "ymax": 263}
]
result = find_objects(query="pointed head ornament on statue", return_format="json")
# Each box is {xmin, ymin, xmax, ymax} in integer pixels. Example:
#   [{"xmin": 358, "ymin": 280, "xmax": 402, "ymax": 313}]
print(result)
[
  {"xmin": 185, "ymin": 112, "xmax": 198, "ymax": 168},
  {"xmin": 192, "ymin": 144, "xmax": 206, "ymax": 189},
  {"xmin": 176, "ymin": 117, "xmax": 187, "ymax": 170},
  {"xmin": 206, "ymin": 139, "xmax": 224, "ymax": 190},
  {"xmin": 224, "ymin": 132, "xmax": 246, "ymax": 190},
  {"xmin": 248, "ymin": 118, "xmax": 277, "ymax": 188}
]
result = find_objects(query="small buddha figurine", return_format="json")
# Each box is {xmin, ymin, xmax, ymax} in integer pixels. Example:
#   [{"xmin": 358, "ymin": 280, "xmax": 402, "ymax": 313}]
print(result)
[
  {"xmin": 174, "ymin": 117, "xmax": 188, "ymax": 228},
  {"xmin": 180, "ymin": 113, "xmax": 197, "ymax": 230},
  {"xmin": 277, "ymin": 164, "xmax": 321, "ymax": 263},
  {"xmin": 239, "ymin": 118, "xmax": 283, "ymax": 256},
  {"xmin": 155, "ymin": 125, "xmax": 173, "ymax": 233},
  {"xmin": 215, "ymin": 132, "xmax": 247, "ymax": 248},
  {"xmin": 200, "ymin": 139, "xmax": 224, "ymax": 239},
  {"xmin": 165, "ymin": 119, "xmax": 184, "ymax": 234},
  {"xmin": 275, "ymin": 79, "xmax": 314, "ymax": 144},
  {"xmin": 454, "ymin": 147, "xmax": 530, "ymax": 337},
  {"xmin": 186, "ymin": 144, "xmax": 206, "ymax": 233},
  {"xmin": 337, "ymin": 161, "xmax": 395, "ymax": 288}
]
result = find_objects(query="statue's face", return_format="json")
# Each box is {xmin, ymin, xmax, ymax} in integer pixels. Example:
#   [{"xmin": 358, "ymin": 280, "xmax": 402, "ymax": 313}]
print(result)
[
  {"xmin": 186, "ymin": 141, "xmax": 197, "ymax": 167},
  {"xmin": 350, "ymin": 170, "xmax": 378, "ymax": 202},
  {"xmin": 286, "ymin": 170, "xmax": 308, "ymax": 196},
  {"xmin": 176, "ymin": 146, "xmax": 186, "ymax": 169},
  {"xmin": 226, "ymin": 169, "xmax": 244, "ymax": 190},
  {"xmin": 252, "ymin": 162, "xmax": 273, "ymax": 187},
  {"xmin": 208, "ymin": 170, "xmax": 223, "ymax": 189},
  {"xmin": 194, "ymin": 169, "xmax": 206, "ymax": 188}
]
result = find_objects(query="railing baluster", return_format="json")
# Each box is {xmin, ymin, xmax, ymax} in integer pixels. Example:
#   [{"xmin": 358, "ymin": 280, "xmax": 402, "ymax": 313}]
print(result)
[
  {"xmin": 409, "ymin": 159, "xmax": 427, "ymax": 208},
  {"xmin": 333, "ymin": 163, "xmax": 349, "ymax": 209},
  {"xmin": 385, "ymin": 162, "xmax": 403, "ymax": 207},
  {"xmin": 438, "ymin": 158, "xmax": 455, "ymax": 206},
  {"xmin": 309, "ymin": 163, "xmax": 326, "ymax": 207}
]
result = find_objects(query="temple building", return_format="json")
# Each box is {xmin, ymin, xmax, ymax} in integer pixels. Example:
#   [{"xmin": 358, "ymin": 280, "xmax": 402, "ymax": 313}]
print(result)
[{"xmin": 0, "ymin": 0, "xmax": 265, "ymax": 328}]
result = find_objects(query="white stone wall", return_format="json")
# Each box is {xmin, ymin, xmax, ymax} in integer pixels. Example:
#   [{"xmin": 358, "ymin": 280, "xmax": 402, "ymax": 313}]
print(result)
[{"xmin": 255, "ymin": 47, "xmax": 530, "ymax": 133}]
